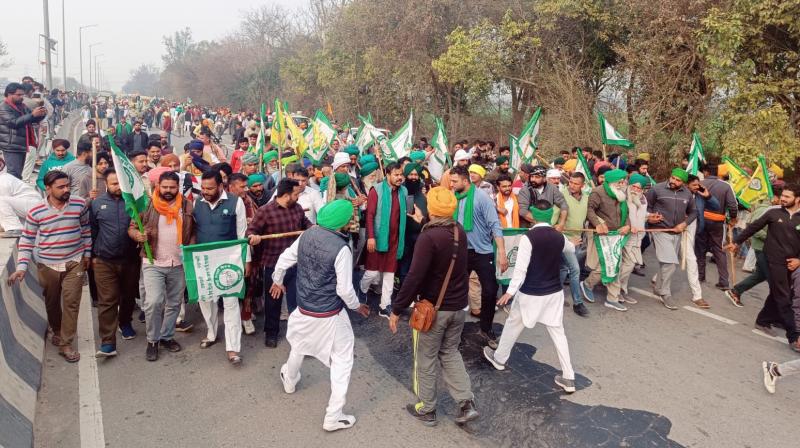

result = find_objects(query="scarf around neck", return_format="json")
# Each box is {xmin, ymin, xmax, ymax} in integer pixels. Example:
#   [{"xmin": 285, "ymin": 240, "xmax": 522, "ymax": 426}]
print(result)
[
  {"xmin": 151, "ymin": 191, "xmax": 184, "ymax": 245},
  {"xmin": 5, "ymin": 98, "xmax": 37, "ymax": 149},
  {"xmin": 603, "ymin": 182, "xmax": 628, "ymax": 228},
  {"xmin": 454, "ymin": 184, "xmax": 476, "ymax": 232},
  {"xmin": 377, "ymin": 181, "xmax": 407, "ymax": 259},
  {"xmin": 496, "ymin": 192, "xmax": 519, "ymax": 228}
]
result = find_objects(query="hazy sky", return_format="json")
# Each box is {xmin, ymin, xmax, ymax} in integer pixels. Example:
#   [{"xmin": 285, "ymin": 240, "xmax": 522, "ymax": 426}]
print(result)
[{"xmin": 1, "ymin": 0, "xmax": 304, "ymax": 90}]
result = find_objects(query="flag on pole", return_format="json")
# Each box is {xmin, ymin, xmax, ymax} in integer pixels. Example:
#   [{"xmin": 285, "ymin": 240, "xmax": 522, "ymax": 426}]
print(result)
[
  {"xmin": 284, "ymin": 108, "xmax": 308, "ymax": 156},
  {"xmin": 598, "ymin": 112, "xmax": 634, "ymax": 148},
  {"xmin": 594, "ymin": 231, "xmax": 630, "ymax": 284},
  {"xmin": 182, "ymin": 239, "xmax": 249, "ymax": 304},
  {"xmin": 494, "ymin": 228, "xmax": 528, "ymax": 285},
  {"xmin": 305, "ymin": 109, "xmax": 336, "ymax": 164},
  {"xmin": 686, "ymin": 132, "xmax": 705, "ymax": 175},
  {"xmin": 107, "ymin": 135, "xmax": 153, "ymax": 263},
  {"xmin": 251, "ymin": 103, "xmax": 268, "ymax": 156},
  {"xmin": 355, "ymin": 122, "xmax": 381, "ymax": 154},
  {"xmin": 575, "ymin": 148, "xmax": 595, "ymax": 187},
  {"xmin": 272, "ymin": 99, "xmax": 286, "ymax": 149},
  {"xmin": 721, "ymin": 156, "xmax": 750, "ymax": 195},
  {"xmin": 513, "ymin": 107, "xmax": 541, "ymax": 172},
  {"xmin": 385, "ymin": 111, "xmax": 414, "ymax": 161},
  {"xmin": 737, "ymin": 155, "xmax": 774, "ymax": 209},
  {"xmin": 427, "ymin": 116, "xmax": 451, "ymax": 182}
]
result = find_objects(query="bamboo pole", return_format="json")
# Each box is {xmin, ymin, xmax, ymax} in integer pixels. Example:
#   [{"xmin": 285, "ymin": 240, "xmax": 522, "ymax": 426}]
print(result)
[
  {"xmin": 728, "ymin": 223, "xmax": 737, "ymax": 285},
  {"xmin": 257, "ymin": 230, "xmax": 305, "ymax": 240}
]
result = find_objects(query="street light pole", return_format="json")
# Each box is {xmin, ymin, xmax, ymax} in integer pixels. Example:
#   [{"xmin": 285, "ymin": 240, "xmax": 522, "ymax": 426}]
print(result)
[
  {"xmin": 42, "ymin": 0, "xmax": 53, "ymax": 88},
  {"xmin": 61, "ymin": 0, "xmax": 66, "ymax": 89},
  {"xmin": 78, "ymin": 24, "xmax": 97, "ymax": 90},
  {"xmin": 88, "ymin": 43, "xmax": 101, "ymax": 93},
  {"xmin": 94, "ymin": 55, "xmax": 104, "ymax": 93}
]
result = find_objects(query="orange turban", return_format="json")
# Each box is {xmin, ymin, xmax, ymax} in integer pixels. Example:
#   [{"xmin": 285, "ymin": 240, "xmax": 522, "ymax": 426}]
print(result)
[
  {"xmin": 563, "ymin": 159, "xmax": 578, "ymax": 173},
  {"xmin": 427, "ymin": 186, "xmax": 457, "ymax": 217}
]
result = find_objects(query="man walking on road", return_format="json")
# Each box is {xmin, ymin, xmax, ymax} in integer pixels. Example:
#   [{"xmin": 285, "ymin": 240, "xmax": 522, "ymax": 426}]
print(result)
[
  {"xmin": 272, "ymin": 199, "xmax": 370, "ymax": 431},
  {"xmin": 0, "ymin": 82, "xmax": 47, "ymax": 179},
  {"xmin": 130, "ymin": 171, "xmax": 194, "ymax": 361},
  {"xmin": 90, "ymin": 169, "xmax": 140, "ymax": 356},
  {"xmin": 8, "ymin": 171, "xmax": 91, "ymax": 363},
  {"xmin": 697, "ymin": 162, "xmax": 738, "ymax": 289}
]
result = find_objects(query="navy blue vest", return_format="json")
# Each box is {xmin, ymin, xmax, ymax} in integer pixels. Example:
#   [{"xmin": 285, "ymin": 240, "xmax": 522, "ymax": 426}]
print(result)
[
  {"xmin": 192, "ymin": 195, "xmax": 238, "ymax": 243},
  {"xmin": 519, "ymin": 226, "xmax": 565, "ymax": 296},
  {"xmin": 296, "ymin": 226, "xmax": 349, "ymax": 315}
]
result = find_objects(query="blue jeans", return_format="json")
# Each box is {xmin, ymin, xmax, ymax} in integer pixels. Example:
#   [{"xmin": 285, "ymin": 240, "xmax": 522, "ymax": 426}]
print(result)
[{"xmin": 560, "ymin": 246, "xmax": 584, "ymax": 306}]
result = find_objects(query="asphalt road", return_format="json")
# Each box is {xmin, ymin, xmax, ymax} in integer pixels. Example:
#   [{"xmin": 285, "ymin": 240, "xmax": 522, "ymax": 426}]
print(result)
[{"xmin": 32, "ymin": 123, "xmax": 800, "ymax": 448}]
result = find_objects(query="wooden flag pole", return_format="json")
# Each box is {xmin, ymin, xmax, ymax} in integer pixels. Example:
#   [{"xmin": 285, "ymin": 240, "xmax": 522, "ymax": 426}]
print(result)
[
  {"xmin": 91, "ymin": 138, "xmax": 98, "ymax": 190},
  {"xmin": 258, "ymin": 230, "xmax": 305, "ymax": 240},
  {"xmin": 728, "ymin": 223, "xmax": 737, "ymax": 285}
]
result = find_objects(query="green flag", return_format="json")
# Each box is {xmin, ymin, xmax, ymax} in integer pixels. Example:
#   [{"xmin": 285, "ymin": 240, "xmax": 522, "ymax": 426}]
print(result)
[
  {"xmin": 107, "ymin": 135, "xmax": 153, "ymax": 263},
  {"xmin": 182, "ymin": 239, "xmax": 249, "ymax": 304},
  {"xmin": 594, "ymin": 231, "xmax": 631, "ymax": 284},
  {"xmin": 686, "ymin": 132, "xmax": 705, "ymax": 176},
  {"xmin": 598, "ymin": 112, "xmax": 634, "ymax": 148},
  {"xmin": 386, "ymin": 111, "xmax": 414, "ymax": 161},
  {"xmin": 513, "ymin": 107, "xmax": 541, "ymax": 172},
  {"xmin": 428, "ymin": 116, "xmax": 451, "ymax": 182}
]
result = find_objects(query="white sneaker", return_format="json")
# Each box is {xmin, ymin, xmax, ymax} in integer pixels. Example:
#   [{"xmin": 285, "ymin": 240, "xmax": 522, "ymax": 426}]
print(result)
[
  {"xmin": 483, "ymin": 346, "xmax": 506, "ymax": 371},
  {"xmin": 242, "ymin": 319, "xmax": 255, "ymax": 335},
  {"xmin": 280, "ymin": 363, "xmax": 299, "ymax": 394},
  {"xmin": 762, "ymin": 361, "xmax": 778, "ymax": 394},
  {"xmin": 323, "ymin": 414, "xmax": 356, "ymax": 432}
]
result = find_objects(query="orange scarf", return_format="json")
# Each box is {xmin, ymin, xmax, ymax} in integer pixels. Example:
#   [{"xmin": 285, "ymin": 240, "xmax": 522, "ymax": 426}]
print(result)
[
  {"xmin": 151, "ymin": 191, "xmax": 183, "ymax": 244},
  {"xmin": 496, "ymin": 192, "xmax": 519, "ymax": 228}
]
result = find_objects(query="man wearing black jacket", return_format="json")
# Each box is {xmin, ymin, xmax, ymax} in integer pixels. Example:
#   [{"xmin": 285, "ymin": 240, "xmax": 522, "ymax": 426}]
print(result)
[
  {"xmin": 697, "ymin": 162, "xmax": 739, "ymax": 289},
  {"xmin": 0, "ymin": 83, "xmax": 47, "ymax": 179},
  {"xmin": 390, "ymin": 186, "xmax": 478, "ymax": 427},
  {"xmin": 728, "ymin": 183, "xmax": 800, "ymax": 352}
]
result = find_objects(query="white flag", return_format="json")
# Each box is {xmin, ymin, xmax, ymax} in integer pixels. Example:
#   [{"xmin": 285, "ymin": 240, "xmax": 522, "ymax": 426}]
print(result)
[{"xmin": 182, "ymin": 239, "xmax": 249, "ymax": 303}]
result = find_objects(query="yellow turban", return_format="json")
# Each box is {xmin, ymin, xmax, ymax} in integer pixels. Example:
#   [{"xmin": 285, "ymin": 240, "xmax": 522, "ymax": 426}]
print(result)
[
  {"xmin": 718, "ymin": 163, "xmax": 729, "ymax": 178},
  {"xmin": 468, "ymin": 164, "xmax": 486, "ymax": 179},
  {"xmin": 427, "ymin": 186, "xmax": 457, "ymax": 217},
  {"xmin": 563, "ymin": 159, "xmax": 578, "ymax": 172},
  {"xmin": 637, "ymin": 152, "xmax": 651, "ymax": 162}
]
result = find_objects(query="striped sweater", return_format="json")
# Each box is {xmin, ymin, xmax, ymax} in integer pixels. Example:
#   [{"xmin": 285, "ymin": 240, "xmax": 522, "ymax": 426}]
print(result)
[{"xmin": 16, "ymin": 197, "xmax": 92, "ymax": 271}]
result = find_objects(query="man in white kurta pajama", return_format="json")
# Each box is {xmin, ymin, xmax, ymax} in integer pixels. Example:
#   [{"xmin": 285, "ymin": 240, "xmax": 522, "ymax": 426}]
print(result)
[
  {"xmin": 483, "ymin": 202, "xmax": 577, "ymax": 393},
  {"xmin": 270, "ymin": 199, "xmax": 370, "ymax": 431}
]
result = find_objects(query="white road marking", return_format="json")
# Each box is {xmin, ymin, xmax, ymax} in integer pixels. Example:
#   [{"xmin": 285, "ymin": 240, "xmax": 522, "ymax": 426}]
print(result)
[
  {"xmin": 681, "ymin": 306, "xmax": 738, "ymax": 325},
  {"xmin": 751, "ymin": 329, "xmax": 789, "ymax": 345},
  {"xmin": 77, "ymin": 287, "xmax": 105, "ymax": 448},
  {"xmin": 628, "ymin": 287, "xmax": 659, "ymax": 300}
]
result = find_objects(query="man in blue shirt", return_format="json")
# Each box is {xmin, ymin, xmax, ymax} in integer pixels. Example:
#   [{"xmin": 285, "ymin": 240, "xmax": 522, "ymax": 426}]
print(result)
[{"xmin": 450, "ymin": 166, "xmax": 508, "ymax": 348}]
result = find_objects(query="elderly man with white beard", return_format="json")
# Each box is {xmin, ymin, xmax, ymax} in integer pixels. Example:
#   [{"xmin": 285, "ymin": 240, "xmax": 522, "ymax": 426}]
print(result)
[
  {"xmin": 617, "ymin": 173, "xmax": 651, "ymax": 304},
  {"xmin": 580, "ymin": 169, "xmax": 634, "ymax": 312}
]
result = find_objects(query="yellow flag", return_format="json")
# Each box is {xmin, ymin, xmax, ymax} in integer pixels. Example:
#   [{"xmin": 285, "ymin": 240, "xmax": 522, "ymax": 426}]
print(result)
[
  {"xmin": 721, "ymin": 156, "xmax": 749, "ymax": 195},
  {"xmin": 272, "ymin": 99, "xmax": 286, "ymax": 149},
  {"xmin": 284, "ymin": 110, "xmax": 308, "ymax": 156},
  {"xmin": 737, "ymin": 156, "xmax": 773, "ymax": 209}
]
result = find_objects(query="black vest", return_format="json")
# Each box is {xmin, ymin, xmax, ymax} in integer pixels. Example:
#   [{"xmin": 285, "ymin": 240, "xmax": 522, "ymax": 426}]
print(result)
[
  {"xmin": 192, "ymin": 195, "xmax": 238, "ymax": 244},
  {"xmin": 519, "ymin": 226, "xmax": 565, "ymax": 296},
  {"xmin": 296, "ymin": 226, "xmax": 349, "ymax": 315}
]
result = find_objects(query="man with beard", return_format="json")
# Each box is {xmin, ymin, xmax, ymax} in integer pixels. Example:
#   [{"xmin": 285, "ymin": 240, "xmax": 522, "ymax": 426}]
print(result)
[
  {"xmin": 130, "ymin": 171, "xmax": 194, "ymax": 361},
  {"xmin": 683, "ymin": 175, "xmax": 721, "ymax": 309},
  {"xmin": 230, "ymin": 137, "xmax": 249, "ymax": 174},
  {"xmin": 617, "ymin": 173, "xmax": 650, "ymax": 307},
  {"xmin": 0, "ymin": 83, "xmax": 46, "ymax": 179},
  {"xmin": 272, "ymin": 165, "xmax": 324, "ymax": 224},
  {"xmin": 90, "ymin": 169, "xmax": 141, "ymax": 356},
  {"xmin": 194, "ymin": 170, "xmax": 250, "ymax": 365},
  {"xmin": 247, "ymin": 173, "xmax": 270, "ymax": 207},
  {"xmin": 247, "ymin": 178, "xmax": 312, "ymax": 348},
  {"xmin": 697, "ymin": 162, "xmax": 739, "ymax": 290},
  {"xmin": 486, "ymin": 155, "xmax": 510, "ymax": 185},
  {"xmin": 727, "ymin": 184, "xmax": 800, "ymax": 351},
  {"xmin": 126, "ymin": 120, "xmax": 149, "ymax": 154},
  {"xmin": 581, "ymin": 169, "xmax": 633, "ymax": 312},
  {"xmin": 62, "ymin": 141, "xmax": 95, "ymax": 199},
  {"xmin": 518, "ymin": 165, "xmax": 569, "ymax": 230},
  {"xmin": 398, "ymin": 163, "xmax": 429, "ymax": 284},
  {"xmin": 8, "ymin": 171, "xmax": 91, "ymax": 363},
  {"xmin": 646, "ymin": 168, "xmax": 697, "ymax": 310},
  {"xmin": 361, "ymin": 163, "xmax": 409, "ymax": 318},
  {"xmin": 229, "ymin": 173, "xmax": 259, "ymax": 335},
  {"xmin": 146, "ymin": 141, "xmax": 163, "ymax": 170},
  {"xmin": 36, "ymin": 138, "xmax": 74, "ymax": 190}
]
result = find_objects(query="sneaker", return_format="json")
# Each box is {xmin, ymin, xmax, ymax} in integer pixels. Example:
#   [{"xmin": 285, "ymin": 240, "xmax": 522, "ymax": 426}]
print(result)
[
  {"xmin": 604, "ymin": 301, "xmax": 628, "ymax": 312},
  {"xmin": 95, "ymin": 344, "xmax": 117, "ymax": 358},
  {"xmin": 280, "ymin": 363, "xmax": 299, "ymax": 394},
  {"xmin": 242, "ymin": 319, "xmax": 256, "ymax": 335},
  {"xmin": 159, "ymin": 339, "xmax": 182, "ymax": 352},
  {"xmin": 483, "ymin": 347, "xmax": 506, "ymax": 371},
  {"xmin": 0, "ymin": 229, "xmax": 22, "ymax": 238},
  {"xmin": 632, "ymin": 265, "xmax": 645, "ymax": 277},
  {"xmin": 658, "ymin": 295, "xmax": 678, "ymax": 310},
  {"xmin": 455, "ymin": 399, "xmax": 479, "ymax": 424},
  {"xmin": 138, "ymin": 310, "xmax": 146, "ymax": 323},
  {"xmin": 555, "ymin": 375, "xmax": 576, "ymax": 393},
  {"xmin": 572, "ymin": 303, "xmax": 589, "ymax": 317},
  {"xmin": 579, "ymin": 281, "xmax": 595, "ymax": 303},
  {"xmin": 692, "ymin": 298, "xmax": 711, "ymax": 309},
  {"xmin": 118, "ymin": 324, "xmax": 136, "ymax": 340},
  {"xmin": 405, "ymin": 404, "xmax": 437, "ymax": 427},
  {"xmin": 619, "ymin": 294, "xmax": 638, "ymax": 305},
  {"xmin": 478, "ymin": 330, "xmax": 499, "ymax": 350},
  {"xmin": 378, "ymin": 306, "xmax": 392, "ymax": 320},
  {"xmin": 323, "ymin": 414, "xmax": 356, "ymax": 432},
  {"xmin": 175, "ymin": 321, "xmax": 194, "ymax": 332},
  {"xmin": 762, "ymin": 361, "xmax": 779, "ymax": 394},
  {"xmin": 725, "ymin": 290, "xmax": 743, "ymax": 308},
  {"xmin": 145, "ymin": 342, "xmax": 159, "ymax": 361}
]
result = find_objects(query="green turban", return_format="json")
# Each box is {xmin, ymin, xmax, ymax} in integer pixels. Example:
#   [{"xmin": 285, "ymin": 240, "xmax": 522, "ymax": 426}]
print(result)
[
  {"xmin": 242, "ymin": 152, "xmax": 259, "ymax": 164},
  {"xmin": 263, "ymin": 150, "xmax": 278, "ymax": 163},
  {"xmin": 604, "ymin": 168, "xmax": 627, "ymax": 184},
  {"xmin": 530, "ymin": 205, "xmax": 554, "ymax": 223},
  {"xmin": 629, "ymin": 173, "xmax": 649, "ymax": 188},
  {"xmin": 495, "ymin": 156, "xmax": 509, "ymax": 165},
  {"xmin": 553, "ymin": 157, "xmax": 566, "ymax": 166},
  {"xmin": 317, "ymin": 199, "xmax": 354, "ymax": 231},
  {"xmin": 281, "ymin": 155, "xmax": 299, "ymax": 167},
  {"xmin": 359, "ymin": 154, "xmax": 376, "ymax": 166},
  {"xmin": 671, "ymin": 168, "xmax": 689, "ymax": 183},
  {"xmin": 403, "ymin": 162, "xmax": 422, "ymax": 177},
  {"xmin": 247, "ymin": 173, "xmax": 266, "ymax": 187},
  {"xmin": 360, "ymin": 161, "xmax": 379, "ymax": 177},
  {"xmin": 344, "ymin": 145, "xmax": 360, "ymax": 156},
  {"xmin": 410, "ymin": 150, "xmax": 426, "ymax": 162},
  {"xmin": 334, "ymin": 172, "xmax": 351, "ymax": 188}
]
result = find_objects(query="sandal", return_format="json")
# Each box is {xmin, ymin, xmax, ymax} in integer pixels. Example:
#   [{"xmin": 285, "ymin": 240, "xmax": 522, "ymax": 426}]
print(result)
[
  {"xmin": 59, "ymin": 349, "xmax": 80, "ymax": 363},
  {"xmin": 228, "ymin": 354, "xmax": 242, "ymax": 366},
  {"xmin": 200, "ymin": 339, "xmax": 216, "ymax": 349},
  {"xmin": 51, "ymin": 335, "xmax": 63, "ymax": 346}
]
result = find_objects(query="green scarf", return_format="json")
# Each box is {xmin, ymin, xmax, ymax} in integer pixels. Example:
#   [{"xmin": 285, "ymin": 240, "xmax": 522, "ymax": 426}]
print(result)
[
  {"xmin": 603, "ymin": 182, "xmax": 629, "ymax": 227},
  {"xmin": 116, "ymin": 122, "xmax": 132, "ymax": 136},
  {"xmin": 453, "ymin": 184, "xmax": 476, "ymax": 232},
  {"xmin": 376, "ymin": 182, "xmax": 407, "ymax": 259}
]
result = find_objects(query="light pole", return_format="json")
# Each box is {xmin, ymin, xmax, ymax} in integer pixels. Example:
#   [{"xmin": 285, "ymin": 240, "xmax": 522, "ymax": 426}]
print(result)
[
  {"xmin": 42, "ymin": 0, "xmax": 53, "ymax": 88},
  {"xmin": 78, "ymin": 24, "xmax": 97, "ymax": 90},
  {"xmin": 61, "ymin": 0, "xmax": 67, "ymax": 89},
  {"xmin": 88, "ymin": 42, "xmax": 101, "ymax": 93},
  {"xmin": 93, "ymin": 55, "xmax": 104, "ymax": 92}
]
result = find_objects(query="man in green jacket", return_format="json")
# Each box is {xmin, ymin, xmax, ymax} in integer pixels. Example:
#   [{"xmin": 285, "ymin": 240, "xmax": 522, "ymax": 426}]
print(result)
[{"xmin": 36, "ymin": 139, "xmax": 74, "ymax": 191}]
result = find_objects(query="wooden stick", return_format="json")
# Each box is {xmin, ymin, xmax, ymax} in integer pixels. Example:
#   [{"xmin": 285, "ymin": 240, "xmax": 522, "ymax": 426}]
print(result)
[
  {"xmin": 258, "ymin": 230, "xmax": 304, "ymax": 240},
  {"xmin": 728, "ymin": 224, "xmax": 737, "ymax": 285},
  {"xmin": 91, "ymin": 139, "xmax": 98, "ymax": 190},
  {"xmin": 564, "ymin": 227, "xmax": 681, "ymax": 234},
  {"xmin": 680, "ymin": 231, "xmax": 687, "ymax": 271}
]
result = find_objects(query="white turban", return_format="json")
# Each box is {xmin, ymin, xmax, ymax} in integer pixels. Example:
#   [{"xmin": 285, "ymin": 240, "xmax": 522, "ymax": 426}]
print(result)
[{"xmin": 332, "ymin": 152, "xmax": 352, "ymax": 170}]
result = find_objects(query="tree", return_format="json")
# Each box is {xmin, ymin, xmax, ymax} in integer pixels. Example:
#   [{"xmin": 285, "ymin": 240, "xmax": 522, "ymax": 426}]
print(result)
[{"xmin": 122, "ymin": 64, "xmax": 161, "ymax": 96}]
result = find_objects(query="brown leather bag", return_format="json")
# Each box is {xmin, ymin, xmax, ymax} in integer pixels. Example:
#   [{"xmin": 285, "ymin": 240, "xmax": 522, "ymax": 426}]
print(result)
[{"xmin": 409, "ymin": 225, "xmax": 459, "ymax": 332}]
